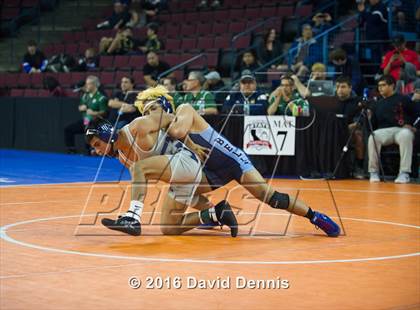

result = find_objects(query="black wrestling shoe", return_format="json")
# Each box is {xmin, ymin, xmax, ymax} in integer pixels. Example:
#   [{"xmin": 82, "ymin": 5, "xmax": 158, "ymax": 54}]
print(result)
[
  {"xmin": 215, "ymin": 201, "xmax": 238, "ymax": 237},
  {"xmin": 101, "ymin": 216, "xmax": 141, "ymax": 236}
]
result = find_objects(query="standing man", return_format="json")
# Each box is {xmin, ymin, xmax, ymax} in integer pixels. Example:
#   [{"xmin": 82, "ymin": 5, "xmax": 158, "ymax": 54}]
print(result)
[
  {"xmin": 335, "ymin": 76, "xmax": 365, "ymax": 179},
  {"xmin": 143, "ymin": 51, "xmax": 170, "ymax": 87},
  {"xmin": 223, "ymin": 70, "xmax": 268, "ymax": 115},
  {"xmin": 180, "ymin": 71, "xmax": 218, "ymax": 115},
  {"xmin": 108, "ymin": 76, "xmax": 140, "ymax": 129},
  {"xmin": 64, "ymin": 76, "xmax": 108, "ymax": 154},
  {"xmin": 368, "ymin": 75, "xmax": 417, "ymax": 183},
  {"xmin": 357, "ymin": 0, "xmax": 389, "ymax": 63}
]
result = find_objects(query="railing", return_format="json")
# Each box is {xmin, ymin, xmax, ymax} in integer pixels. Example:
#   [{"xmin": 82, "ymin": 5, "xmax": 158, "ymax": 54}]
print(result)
[{"xmin": 157, "ymin": 53, "xmax": 208, "ymax": 81}]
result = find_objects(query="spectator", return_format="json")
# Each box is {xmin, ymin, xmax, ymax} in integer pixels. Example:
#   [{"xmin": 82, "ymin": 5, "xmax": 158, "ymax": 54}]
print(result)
[
  {"xmin": 43, "ymin": 76, "xmax": 66, "ymax": 97},
  {"xmin": 180, "ymin": 71, "xmax": 218, "ymax": 115},
  {"xmin": 267, "ymin": 74, "xmax": 310, "ymax": 115},
  {"xmin": 381, "ymin": 35, "xmax": 420, "ymax": 94},
  {"xmin": 22, "ymin": 40, "xmax": 47, "ymax": 74},
  {"xmin": 236, "ymin": 50, "xmax": 264, "ymax": 83},
  {"xmin": 310, "ymin": 62, "xmax": 327, "ymax": 81},
  {"xmin": 161, "ymin": 77, "xmax": 183, "ymax": 108},
  {"xmin": 289, "ymin": 24, "xmax": 322, "ymax": 77},
  {"xmin": 99, "ymin": 27, "xmax": 140, "ymax": 55},
  {"xmin": 64, "ymin": 76, "xmax": 108, "ymax": 154},
  {"xmin": 330, "ymin": 48, "xmax": 363, "ymax": 94},
  {"xmin": 108, "ymin": 76, "xmax": 140, "ymax": 129},
  {"xmin": 335, "ymin": 76, "xmax": 365, "ymax": 179},
  {"xmin": 77, "ymin": 48, "xmax": 99, "ymax": 71},
  {"xmin": 223, "ymin": 70, "xmax": 268, "ymax": 115},
  {"xmin": 143, "ymin": 51, "xmax": 171, "ymax": 87},
  {"xmin": 357, "ymin": 0, "xmax": 389, "ymax": 63},
  {"xmin": 203, "ymin": 70, "xmax": 225, "ymax": 107},
  {"xmin": 97, "ymin": 0, "xmax": 131, "ymax": 29},
  {"xmin": 256, "ymin": 28, "xmax": 282, "ymax": 67},
  {"xmin": 138, "ymin": 22, "xmax": 161, "ymax": 53},
  {"xmin": 368, "ymin": 75, "xmax": 417, "ymax": 183},
  {"xmin": 311, "ymin": 12, "xmax": 333, "ymax": 34}
]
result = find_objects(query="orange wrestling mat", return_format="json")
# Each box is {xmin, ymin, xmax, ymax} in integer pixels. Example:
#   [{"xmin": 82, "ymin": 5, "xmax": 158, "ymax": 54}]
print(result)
[{"xmin": 1, "ymin": 179, "xmax": 419, "ymax": 309}]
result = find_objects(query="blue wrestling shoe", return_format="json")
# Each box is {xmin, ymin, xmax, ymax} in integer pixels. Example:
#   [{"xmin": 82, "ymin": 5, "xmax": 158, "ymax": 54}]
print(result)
[{"xmin": 310, "ymin": 212, "xmax": 340, "ymax": 237}]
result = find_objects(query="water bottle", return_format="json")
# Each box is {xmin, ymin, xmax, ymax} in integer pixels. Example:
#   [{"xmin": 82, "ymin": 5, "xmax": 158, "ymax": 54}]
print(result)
[
  {"xmin": 198, "ymin": 100, "xmax": 205, "ymax": 115},
  {"xmin": 302, "ymin": 104, "xmax": 310, "ymax": 117},
  {"xmin": 243, "ymin": 101, "xmax": 250, "ymax": 115}
]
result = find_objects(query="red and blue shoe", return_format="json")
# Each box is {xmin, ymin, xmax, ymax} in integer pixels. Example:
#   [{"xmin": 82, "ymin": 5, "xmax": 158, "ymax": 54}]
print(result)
[{"xmin": 310, "ymin": 212, "xmax": 340, "ymax": 237}]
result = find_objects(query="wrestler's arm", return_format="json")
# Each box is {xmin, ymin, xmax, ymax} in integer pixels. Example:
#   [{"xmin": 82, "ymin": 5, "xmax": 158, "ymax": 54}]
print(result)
[{"xmin": 167, "ymin": 104, "xmax": 195, "ymax": 139}]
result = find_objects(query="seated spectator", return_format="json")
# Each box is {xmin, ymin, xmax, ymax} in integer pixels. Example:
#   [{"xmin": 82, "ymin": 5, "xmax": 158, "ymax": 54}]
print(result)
[
  {"xmin": 179, "ymin": 71, "xmax": 218, "ymax": 115},
  {"xmin": 330, "ymin": 48, "xmax": 363, "ymax": 94},
  {"xmin": 203, "ymin": 70, "xmax": 225, "ymax": 107},
  {"xmin": 64, "ymin": 76, "xmax": 108, "ymax": 154},
  {"xmin": 236, "ymin": 50, "xmax": 264, "ymax": 83},
  {"xmin": 223, "ymin": 70, "xmax": 268, "ymax": 115},
  {"xmin": 357, "ymin": 0, "xmax": 389, "ymax": 63},
  {"xmin": 22, "ymin": 40, "xmax": 47, "ymax": 74},
  {"xmin": 161, "ymin": 77, "xmax": 183, "ymax": 108},
  {"xmin": 108, "ymin": 76, "xmax": 140, "ymax": 129},
  {"xmin": 143, "ymin": 51, "xmax": 171, "ymax": 87},
  {"xmin": 368, "ymin": 75, "xmax": 417, "ymax": 183},
  {"xmin": 381, "ymin": 35, "xmax": 420, "ymax": 95},
  {"xmin": 97, "ymin": 0, "xmax": 132, "ymax": 29},
  {"xmin": 289, "ymin": 24, "xmax": 322, "ymax": 77},
  {"xmin": 335, "ymin": 76, "xmax": 364, "ymax": 179},
  {"xmin": 307, "ymin": 63, "xmax": 335, "ymax": 96},
  {"xmin": 77, "ymin": 48, "xmax": 99, "ymax": 71},
  {"xmin": 311, "ymin": 12, "xmax": 333, "ymax": 34},
  {"xmin": 99, "ymin": 27, "xmax": 140, "ymax": 55},
  {"xmin": 267, "ymin": 74, "xmax": 309, "ymax": 115},
  {"xmin": 138, "ymin": 23, "xmax": 161, "ymax": 53},
  {"xmin": 310, "ymin": 62, "xmax": 327, "ymax": 80},
  {"xmin": 256, "ymin": 28, "xmax": 282, "ymax": 67},
  {"xmin": 43, "ymin": 75, "xmax": 66, "ymax": 97}
]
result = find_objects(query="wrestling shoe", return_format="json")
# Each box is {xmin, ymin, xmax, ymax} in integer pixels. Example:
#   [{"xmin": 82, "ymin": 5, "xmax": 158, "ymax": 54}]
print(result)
[
  {"xmin": 101, "ymin": 216, "xmax": 141, "ymax": 236},
  {"xmin": 310, "ymin": 212, "xmax": 340, "ymax": 237},
  {"xmin": 215, "ymin": 200, "xmax": 238, "ymax": 237}
]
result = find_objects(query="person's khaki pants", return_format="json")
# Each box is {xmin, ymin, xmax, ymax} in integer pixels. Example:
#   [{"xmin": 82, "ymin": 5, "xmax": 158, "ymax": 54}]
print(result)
[{"xmin": 368, "ymin": 127, "xmax": 414, "ymax": 173}]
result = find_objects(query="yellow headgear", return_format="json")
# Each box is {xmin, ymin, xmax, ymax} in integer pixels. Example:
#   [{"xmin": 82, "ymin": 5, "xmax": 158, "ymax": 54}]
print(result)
[{"xmin": 135, "ymin": 85, "xmax": 175, "ymax": 115}]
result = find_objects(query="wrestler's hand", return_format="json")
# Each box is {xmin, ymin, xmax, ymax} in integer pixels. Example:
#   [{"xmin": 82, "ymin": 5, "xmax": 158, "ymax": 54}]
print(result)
[{"xmin": 189, "ymin": 141, "xmax": 210, "ymax": 163}]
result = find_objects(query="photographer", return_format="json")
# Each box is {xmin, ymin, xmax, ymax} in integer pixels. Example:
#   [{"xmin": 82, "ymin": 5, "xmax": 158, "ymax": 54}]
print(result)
[
  {"xmin": 368, "ymin": 75, "xmax": 417, "ymax": 183},
  {"xmin": 381, "ymin": 35, "xmax": 420, "ymax": 93}
]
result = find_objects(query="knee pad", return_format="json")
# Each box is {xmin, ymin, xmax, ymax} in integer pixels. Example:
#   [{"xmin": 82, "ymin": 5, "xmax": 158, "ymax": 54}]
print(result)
[{"xmin": 268, "ymin": 191, "xmax": 290, "ymax": 210}]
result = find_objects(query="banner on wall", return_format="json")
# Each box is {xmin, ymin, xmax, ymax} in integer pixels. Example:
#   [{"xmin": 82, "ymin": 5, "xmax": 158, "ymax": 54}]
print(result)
[{"xmin": 243, "ymin": 116, "xmax": 296, "ymax": 156}]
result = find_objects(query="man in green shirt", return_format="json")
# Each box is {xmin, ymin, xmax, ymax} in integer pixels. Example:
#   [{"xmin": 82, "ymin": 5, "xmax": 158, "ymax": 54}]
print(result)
[
  {"xmin": 180, "ymin": 71, "xmax": 218, "ymax": 115},
  {"xmin": 267, "ymin": 74, "xmax": 310, "ymax": 115},
  {"xmin": 64, "ymin": 75, "xmax": 108, "ymax": 153}
]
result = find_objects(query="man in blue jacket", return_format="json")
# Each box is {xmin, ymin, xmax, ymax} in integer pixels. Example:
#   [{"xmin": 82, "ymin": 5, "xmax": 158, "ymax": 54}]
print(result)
[{"xmin": 223, "ymin": 70, "xmax": 268, "ymax": 115}]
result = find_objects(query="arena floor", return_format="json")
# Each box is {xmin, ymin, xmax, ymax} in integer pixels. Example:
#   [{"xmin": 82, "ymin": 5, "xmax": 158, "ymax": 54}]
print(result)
[{"xmin": 0, "ymin": 150, "xmax": 419, "ymax": 309}]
